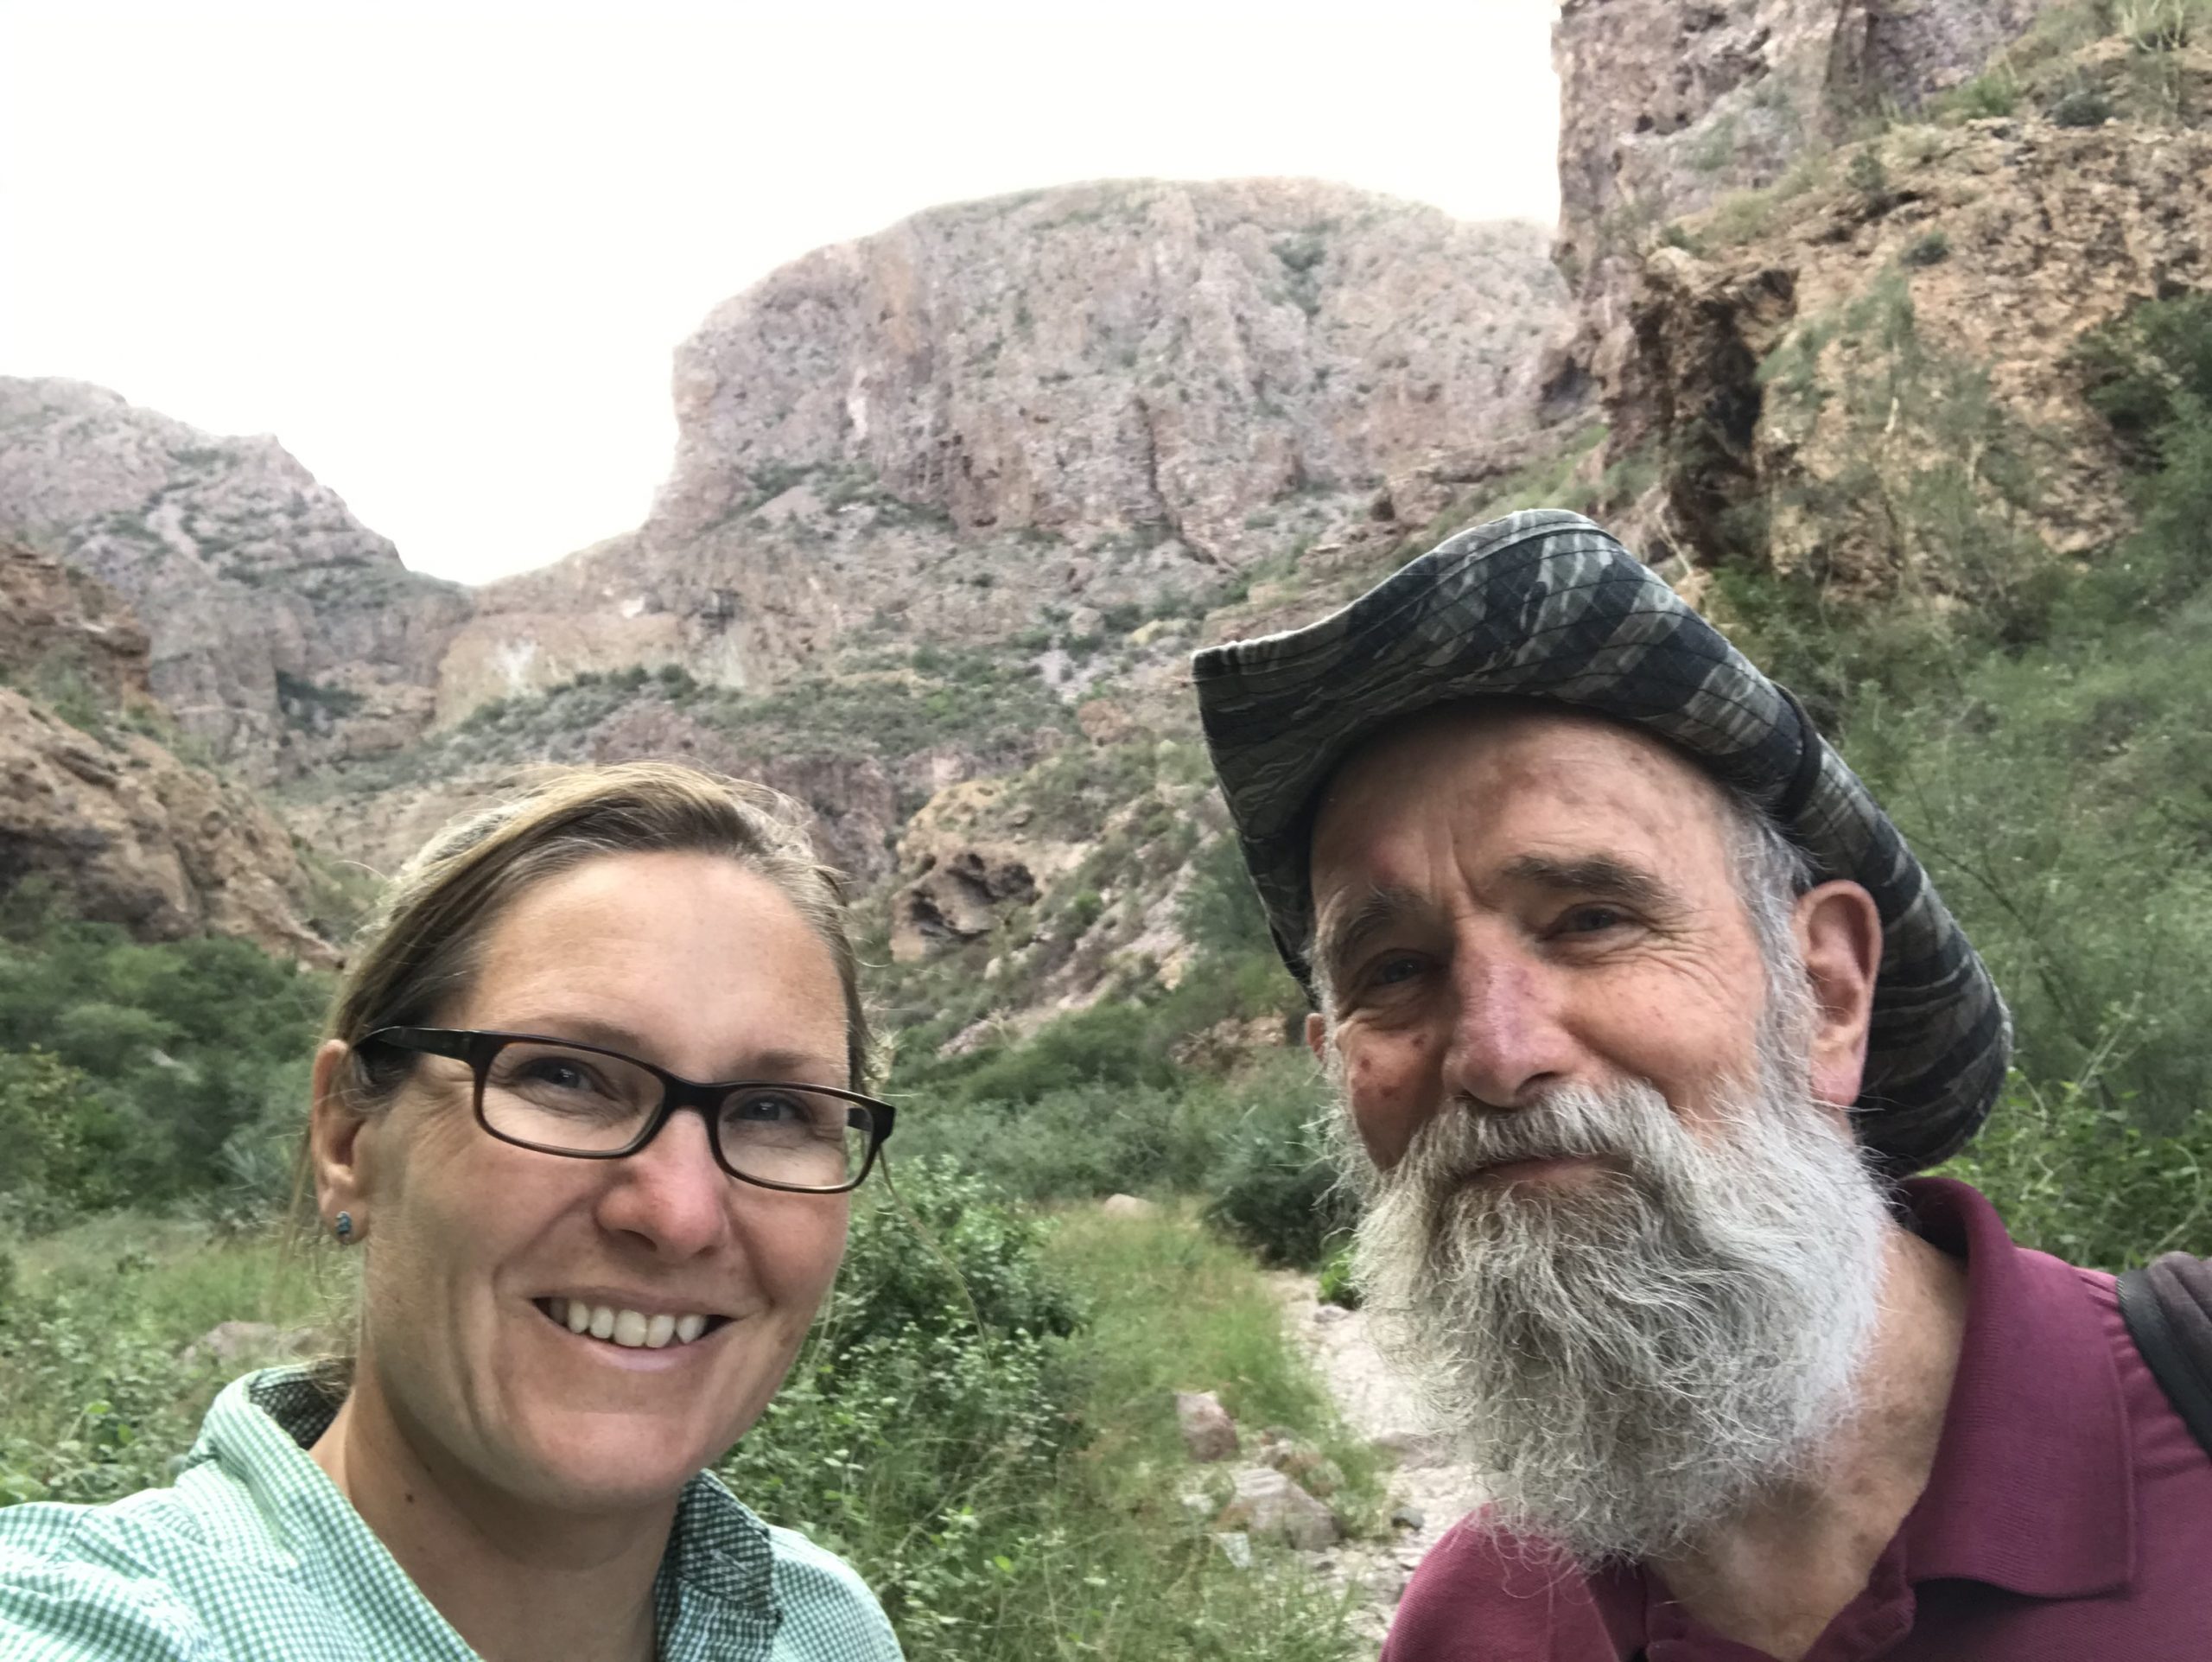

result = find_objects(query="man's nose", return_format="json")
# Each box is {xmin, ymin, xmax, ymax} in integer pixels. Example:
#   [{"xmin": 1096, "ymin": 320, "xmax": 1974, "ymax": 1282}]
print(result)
[
  {"xmin": 594, "ymin": 1109, "xmax": 732, "ymax": 1258},
  {"xmin": 1440, "ymin": 950, "xmax": 1575, "ymax": 1111}
]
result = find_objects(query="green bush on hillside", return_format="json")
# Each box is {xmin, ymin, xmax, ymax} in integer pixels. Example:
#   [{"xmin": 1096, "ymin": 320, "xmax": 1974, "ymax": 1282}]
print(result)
[
  {"xmin": 0, "ymin": 903, "xmax": 327, "ymax": 1213},
  {"xmin": 1710, "ymin": 287, "xmax": 2212, "ymax": 1138},
  {"xmin": 1203, "ymin": 1067, "xmax": 1357, "ymax": 1269}
]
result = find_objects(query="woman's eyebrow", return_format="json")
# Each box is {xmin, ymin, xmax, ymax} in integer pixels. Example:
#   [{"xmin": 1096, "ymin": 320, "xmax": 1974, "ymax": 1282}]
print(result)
[{"xmin": 492, "ymin": 1017, "xmax": 837, "ymax": 1080}]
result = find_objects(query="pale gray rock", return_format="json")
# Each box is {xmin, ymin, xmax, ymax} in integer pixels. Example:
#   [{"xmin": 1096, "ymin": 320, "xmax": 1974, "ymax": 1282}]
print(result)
[
  {"xmin": 1174, "ymin": 1390, "xmax": 1240, "ymax": 1462},
  {"xmin": 1220, "ymin": 1465, "xmax": 1342, "ymax": 1551},
  {"xmin": 181, "ymin": 1321, "xmax": 317, "ymax": 1370}
]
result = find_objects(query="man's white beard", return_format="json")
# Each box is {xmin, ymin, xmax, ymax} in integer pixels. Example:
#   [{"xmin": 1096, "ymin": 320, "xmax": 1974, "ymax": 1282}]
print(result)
[{"xmin": 1338, "ymin": 1004, "xmax": 1891, "ymax": 1566}]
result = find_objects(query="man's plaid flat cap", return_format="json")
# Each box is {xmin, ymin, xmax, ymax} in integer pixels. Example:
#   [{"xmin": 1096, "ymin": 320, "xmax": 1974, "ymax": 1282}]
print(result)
[{"xmin": 1191, "ymin": 507, "xmax": 2010, "ymax": 1177}]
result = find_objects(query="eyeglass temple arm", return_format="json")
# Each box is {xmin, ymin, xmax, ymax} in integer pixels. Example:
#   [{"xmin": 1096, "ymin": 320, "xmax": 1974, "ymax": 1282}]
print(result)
[{"xmin": 364, "ymin": 1026, "xmax": 480, "ymax": 1062}]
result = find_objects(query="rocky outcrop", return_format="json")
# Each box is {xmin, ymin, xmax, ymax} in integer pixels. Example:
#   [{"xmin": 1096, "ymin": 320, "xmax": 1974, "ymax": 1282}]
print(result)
[
  {"xmin": 438, "ymin": 180, "xmax": 1566, "ymax": 717},
  {"xmin": 1551, "ymin": 0, "xmax": 2061, "ymax": 397},
  {"xmin": 0, "ymin": 538, "xmax": 154, "ymax": 706},
  {"xmin": 886, "ymin": 778, "xmax": 1086, "ymax": 965},
  {"xmin": 0, "ymin": 379, "xmax": 470, "ymax": 782},
  {"xmin": 1610, "ymin": 98, "xmax": 2212, "ymax": 586},
  {"xmin": 0, "ymin": 544, "xmax": 334, "ymax": 963}
]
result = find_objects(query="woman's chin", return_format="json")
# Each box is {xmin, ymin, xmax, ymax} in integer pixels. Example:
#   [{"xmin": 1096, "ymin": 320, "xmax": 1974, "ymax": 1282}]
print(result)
[{"xmin": 496, "ymin": 1411, "xmax": 733, "ymax": 1513}]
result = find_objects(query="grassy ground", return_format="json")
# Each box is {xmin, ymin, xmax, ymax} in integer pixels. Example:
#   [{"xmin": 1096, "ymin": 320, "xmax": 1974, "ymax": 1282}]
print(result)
[
  {"xmin": 869, "ymin": 1203, "xmax": 1375, "ymax": 1661},
  {"xmin": 0, "ymin": 1200, "xmax": 1371, "ymax": 1660},
  {"xmin": 0, "ymin": 1215, "xmax": 333, "ymax": 1505}
]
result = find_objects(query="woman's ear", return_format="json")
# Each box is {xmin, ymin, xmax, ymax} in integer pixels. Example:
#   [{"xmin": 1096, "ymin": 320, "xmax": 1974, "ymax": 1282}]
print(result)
[
  {"xmin": 1793, "ymin": 880, "xmax": 1884, "ymax": 1111},
  {"xmin": 309, "ymin": 1038, "xmax": 375, "ymax": 1233}
]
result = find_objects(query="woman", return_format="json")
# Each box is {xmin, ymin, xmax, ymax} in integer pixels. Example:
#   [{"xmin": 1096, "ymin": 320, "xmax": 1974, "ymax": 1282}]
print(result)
[{"xmin": 0, "ymin": 762, "xmax": 905, "ymax": 1661}]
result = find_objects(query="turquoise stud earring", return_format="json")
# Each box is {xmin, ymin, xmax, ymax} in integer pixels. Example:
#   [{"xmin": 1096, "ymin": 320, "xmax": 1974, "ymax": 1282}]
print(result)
[{"xmin": 334, "ymin": 1212, "xmax": 354, "ymax": 1245}]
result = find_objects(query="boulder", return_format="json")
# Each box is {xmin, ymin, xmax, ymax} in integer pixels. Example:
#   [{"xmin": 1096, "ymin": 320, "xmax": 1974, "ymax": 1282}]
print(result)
[
  {"xmin": 1101, "ymin": 1194, "xmax": 1157, "ymax": 1219},
  {"xmin": 1174, "ymin": 1390, "xmax": 1239, "ymax": 1462},
  {"xmin": 1218, "ymin": 1466, "xmax": 1342, "ymax": 1551}
]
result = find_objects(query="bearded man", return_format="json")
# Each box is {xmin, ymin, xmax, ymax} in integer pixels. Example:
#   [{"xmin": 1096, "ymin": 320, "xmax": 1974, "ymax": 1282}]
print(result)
[{"xmin": 1192, "ymin": 512, "xmax": 2212, "ymax": 1659}]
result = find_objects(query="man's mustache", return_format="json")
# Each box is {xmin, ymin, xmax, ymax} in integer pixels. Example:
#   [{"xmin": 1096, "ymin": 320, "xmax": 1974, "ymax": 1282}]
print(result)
[{"xmin": 1388, "ymin": 1093, "xmax": 1649, "ymax": 1188}]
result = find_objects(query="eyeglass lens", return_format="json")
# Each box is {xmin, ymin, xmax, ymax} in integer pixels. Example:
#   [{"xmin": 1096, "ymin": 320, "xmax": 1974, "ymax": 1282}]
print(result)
[{"xmin": 480, "ymin": 1040, "xmax": 870, "ymax": 1188}]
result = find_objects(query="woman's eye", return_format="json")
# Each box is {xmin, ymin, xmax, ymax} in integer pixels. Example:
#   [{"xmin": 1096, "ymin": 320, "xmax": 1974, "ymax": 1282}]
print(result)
[
  {"xmin": 520, "ymin": 1060, "xmax": 597, "ymax": 1092},
  {"xmin": 731, "ymin": 1092, "xmax": 804, "ymax": 1124}
]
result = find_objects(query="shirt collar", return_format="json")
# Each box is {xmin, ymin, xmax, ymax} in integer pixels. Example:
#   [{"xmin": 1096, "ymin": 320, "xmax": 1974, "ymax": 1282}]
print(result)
[
  {"xmin": 1893, "ymin": 1175, "xmax": 2134, "ymax": 1597},
  {"xmin": 215, "ymin": 1366, "xmax": 789, "ymax": 1657}
]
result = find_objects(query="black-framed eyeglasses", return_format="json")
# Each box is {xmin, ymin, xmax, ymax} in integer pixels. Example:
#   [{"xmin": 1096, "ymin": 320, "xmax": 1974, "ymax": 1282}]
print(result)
[{"xmin": 359, "ymin": 1027, "xmax": 894, "ymax": 1194}]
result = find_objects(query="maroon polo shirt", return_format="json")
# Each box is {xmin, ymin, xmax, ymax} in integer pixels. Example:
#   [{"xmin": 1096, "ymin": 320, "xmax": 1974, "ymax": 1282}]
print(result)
[{"xmin": 1377, "ymin": 1178, "xmax": 2212, "ymax": 1661}]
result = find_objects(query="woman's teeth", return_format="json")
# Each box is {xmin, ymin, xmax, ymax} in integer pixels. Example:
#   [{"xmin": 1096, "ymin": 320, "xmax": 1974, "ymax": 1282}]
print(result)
[{"xmin": 546, "ymin": 1298, "xmax": 711, "ymax": 1348}]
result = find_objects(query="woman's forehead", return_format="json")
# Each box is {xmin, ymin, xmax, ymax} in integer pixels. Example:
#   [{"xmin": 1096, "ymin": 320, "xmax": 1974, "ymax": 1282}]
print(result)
[{"xmin": 456, "ymin": 852, "xmax": 847, "ymax": 1068}]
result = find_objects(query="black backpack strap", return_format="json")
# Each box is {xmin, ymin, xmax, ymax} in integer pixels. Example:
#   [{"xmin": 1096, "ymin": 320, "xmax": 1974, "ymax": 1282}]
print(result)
[{"xmin": 2116, "ymin": 1251, "xmax": 2212, "ymax": 1459}]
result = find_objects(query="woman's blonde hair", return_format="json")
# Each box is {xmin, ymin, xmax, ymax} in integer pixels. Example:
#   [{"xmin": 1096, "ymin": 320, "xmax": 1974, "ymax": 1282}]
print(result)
[{"xmin": 302, "ymin": 761, "xmax": 871, "ymax": 1221}]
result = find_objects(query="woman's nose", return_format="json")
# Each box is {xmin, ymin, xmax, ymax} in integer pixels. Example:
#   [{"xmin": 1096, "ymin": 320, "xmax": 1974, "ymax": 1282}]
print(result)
[{"xmin": 594, "ymin": 1108, "xmax": 732, "ymax": 1258}]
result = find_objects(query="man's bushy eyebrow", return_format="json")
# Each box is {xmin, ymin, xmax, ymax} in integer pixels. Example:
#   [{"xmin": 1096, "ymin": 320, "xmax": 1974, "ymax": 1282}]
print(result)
[
  {"xmin": 1497, "ymin": 854, "xmax": 1678, "ymax": 915},
  {"xmin": 1312, "ymin": 883, "xmax": 1432, "ymax": 993},
  {"xmin": 1313, "ymin": 857, "xmax": 1686, "ymax": 990}
]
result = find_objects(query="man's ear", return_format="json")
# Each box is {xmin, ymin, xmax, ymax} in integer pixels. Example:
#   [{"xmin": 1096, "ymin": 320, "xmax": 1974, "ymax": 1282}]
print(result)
[
  {"xmin": 1305, "ymin": 1010, "xmax": 1329, "ymax": 1067},
  {"xmin": 308, "ymin": 1038, "xmax": 377, "ymax": 1231},
  {"xmin": 1793, "ymin": 880, "xmax": 1883, "ymax": 1110}
]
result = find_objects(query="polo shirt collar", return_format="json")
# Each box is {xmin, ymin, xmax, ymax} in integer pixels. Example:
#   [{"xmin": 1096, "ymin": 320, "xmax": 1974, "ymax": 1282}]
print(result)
[{"xmin": 1891, "ymin": 1176, "xmax": 2133, "ymax": 1598}]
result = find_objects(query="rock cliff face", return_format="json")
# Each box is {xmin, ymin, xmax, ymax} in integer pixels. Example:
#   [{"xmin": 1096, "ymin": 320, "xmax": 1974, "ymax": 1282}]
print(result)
[
  {"xmin": 0, "ymin": 542, "xmax": 335, "ymax": 963},
  {"xmin": 0, "ymin": 379, "xmax": 470, "ymax": 782},
  {"xmin": 1605, "ymin": 35, "xmax": 2212, "ymax": 589},
  {"xmin": 1551, "ymin": 0, "xmax": 2061, "ymax": 395},
  {"xmin": 661, "ymin": 179, "xmax": 1560, "ymax": 555},
  {"xmin": 438, "ymin": 179, "xmax": 1566, "ymax": 717}
]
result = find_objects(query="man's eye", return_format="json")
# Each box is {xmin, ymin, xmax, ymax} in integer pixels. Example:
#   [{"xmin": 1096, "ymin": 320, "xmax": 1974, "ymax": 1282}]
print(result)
[
  {"xmin": 1370, "ymin": 953, "xmax": 1425, "ymax": 986},
  {"xmin": 1559, "ymin": 905, "xmax": 1628, "ymax": 935}
]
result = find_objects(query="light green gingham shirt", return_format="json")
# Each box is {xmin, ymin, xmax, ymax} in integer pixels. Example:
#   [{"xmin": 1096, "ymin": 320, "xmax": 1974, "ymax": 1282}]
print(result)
[{"xmin": 0, "ymin": 1367, "xmax": 902, "ymax": 1661}]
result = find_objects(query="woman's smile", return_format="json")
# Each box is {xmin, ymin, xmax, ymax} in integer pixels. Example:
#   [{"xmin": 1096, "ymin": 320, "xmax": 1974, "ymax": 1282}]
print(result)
[{"xmin": 530, "ymin": 1295, "xmax": 734, "ymax": 1357}]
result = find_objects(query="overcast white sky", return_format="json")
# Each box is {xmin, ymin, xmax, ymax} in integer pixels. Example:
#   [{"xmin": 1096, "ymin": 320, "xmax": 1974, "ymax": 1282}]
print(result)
[{"xmin": 0, "ymin": 2, "xmax": 1560, "ymax": 585}]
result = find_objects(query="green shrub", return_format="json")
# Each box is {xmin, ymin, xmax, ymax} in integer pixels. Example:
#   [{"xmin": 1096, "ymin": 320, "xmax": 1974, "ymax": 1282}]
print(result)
[
  {"xmin": 0, "ymin": 911, "xmax": 327, "ymax": 1205},
  {"xmin": 1941, "ymin": 1023, "xmax": 2212, "ymax": 1268},
  {"xmin": 1315, "ymin": 1239, "xmax": 1360, "ymax": 1309},
  {"xmin": 894, "ymin": 1080, "xmax": 1229, "ymax": 1201},
  {"xmin": 920, "ymin": 1002, "xmax": 1179, "ymax": 1108},
  {"xmin": 1901, "ymin": 229, "xmax": 1951, "ymax": 267},
  {"xmin": 2077, "ymin": 291, "xmax": 2212, "ymax": 457},
  {"xmin": 1204, "ymin": 1057, "xmax": 1354, "ymax": 1269},
  {"xmin": 0, "ymin": 1050, "xmax": 140, "ymax": 1219},
  {"xmin": 720, "ymin": 1160, "xmax": 1084, "ymax": 1648},
  {"xmin": 1948, "ymin": 71, "xmax": 2021, "ymax": 118},
  {"xmin": 2049, "ymin": 80, "xmax": 2117, "ymax": 125}
]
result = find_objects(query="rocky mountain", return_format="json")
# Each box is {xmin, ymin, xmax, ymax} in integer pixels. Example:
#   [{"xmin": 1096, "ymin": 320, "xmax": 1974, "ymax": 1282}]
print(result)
[
  {"xmin": 0, "ymin": 541, "xmax": 336, "ymax": 964},
  {"xmin": 12, "ymin": 3, "xmax": 2200, "ymax": 1042},
  {"xmin": 435, "ymin": 179, "xmax": 1565, "ymax": 719},
  {"xmin": 0, "ymin": 378, "xmax": 470, "ymax": 784}
]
